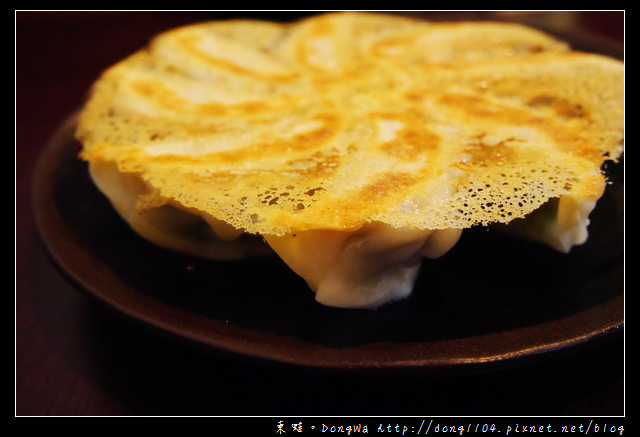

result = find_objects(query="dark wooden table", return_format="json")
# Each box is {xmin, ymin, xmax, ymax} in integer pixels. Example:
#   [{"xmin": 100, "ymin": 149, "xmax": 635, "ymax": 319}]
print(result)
[{"xmin": 16, "ymin": 11, "xmax": 624, "ymax": 420}]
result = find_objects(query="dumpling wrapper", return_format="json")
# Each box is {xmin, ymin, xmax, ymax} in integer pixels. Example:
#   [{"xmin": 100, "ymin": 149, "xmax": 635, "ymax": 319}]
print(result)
[{"xmin": 76, "ymin": 12, "xmax": 624, "ymax": 308}]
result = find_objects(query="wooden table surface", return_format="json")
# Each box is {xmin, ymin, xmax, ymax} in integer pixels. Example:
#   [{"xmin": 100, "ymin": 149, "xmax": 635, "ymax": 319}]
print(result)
[{"xmin": 16, "ymin": 11, "xmax": 624, "ymax": 420}]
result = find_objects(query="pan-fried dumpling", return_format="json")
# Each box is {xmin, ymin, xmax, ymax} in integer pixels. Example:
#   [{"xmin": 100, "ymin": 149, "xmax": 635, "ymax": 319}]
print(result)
[{"xmin": 76, "ymin": 12, "xmax": 624, "ymax": 308}]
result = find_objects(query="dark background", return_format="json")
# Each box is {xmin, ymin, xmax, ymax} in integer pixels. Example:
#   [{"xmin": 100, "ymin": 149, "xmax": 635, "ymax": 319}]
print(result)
[{"xmin": 16, "ymin": 11, "xmax": 624, "ymax": 418}]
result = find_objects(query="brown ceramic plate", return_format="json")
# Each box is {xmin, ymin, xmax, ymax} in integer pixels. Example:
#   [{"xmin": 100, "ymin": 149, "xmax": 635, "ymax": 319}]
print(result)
[
  {"xmin": 31, "ymin": 113, "xmax": 624, "ymax": 372},
  {"xmin": 31, "ymin": 28, "xmax": 624, "ymax": 373}
]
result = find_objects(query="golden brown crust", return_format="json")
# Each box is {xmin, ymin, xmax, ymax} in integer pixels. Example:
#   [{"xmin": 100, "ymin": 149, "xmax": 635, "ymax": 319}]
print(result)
[{"xmin": 77, "ymin": 12, "xmax": 624, "ymax": 236}]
